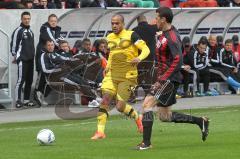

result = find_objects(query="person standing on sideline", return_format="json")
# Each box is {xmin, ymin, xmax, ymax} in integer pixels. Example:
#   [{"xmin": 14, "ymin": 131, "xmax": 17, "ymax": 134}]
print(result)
[{"xmin": 10, "ymin": 11, "xmax": 35, "ymax": 108}]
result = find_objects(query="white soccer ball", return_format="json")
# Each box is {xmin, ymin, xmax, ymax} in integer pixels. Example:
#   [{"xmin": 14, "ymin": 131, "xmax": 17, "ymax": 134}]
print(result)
[{"xmin": 37, "ymin": 129, "xmax": 55, "ymax": 145}]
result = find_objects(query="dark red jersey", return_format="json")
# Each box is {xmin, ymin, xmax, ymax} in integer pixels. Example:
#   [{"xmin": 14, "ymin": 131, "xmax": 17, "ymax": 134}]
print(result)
[{"xmin": 155, "ymin": 26, "xmax": 183, "ymax": 83}]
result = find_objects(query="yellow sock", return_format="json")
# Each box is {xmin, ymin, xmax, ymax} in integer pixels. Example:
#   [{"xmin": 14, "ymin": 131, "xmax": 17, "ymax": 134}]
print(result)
[
  {"xmin": 123, "ymin": 104, "xmax": 139, "ymax": 120},
  {"xmin": 97, "ymin": 108, "xmax": 108, "ymax": 134}
]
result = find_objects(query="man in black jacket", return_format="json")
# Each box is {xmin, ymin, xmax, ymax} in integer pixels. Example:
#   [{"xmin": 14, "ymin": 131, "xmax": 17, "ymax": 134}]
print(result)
[
  {"xmin": 35, "ymin": 14, "xmax": 63, "ymax": 106},
  {"xmin": 10, "ymin": 11, "xmax": 35, "ymax": 108},
  {"xmin": 132, "ymin": 15, "xmax": 158, "ymax": 96},
  {"xmin": 190, "ymin": 39, "xmax": 211, "ymax": 96}
]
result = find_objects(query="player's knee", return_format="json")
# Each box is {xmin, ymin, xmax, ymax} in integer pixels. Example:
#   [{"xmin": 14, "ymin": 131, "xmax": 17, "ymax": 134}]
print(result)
[
  {"xmin": 116, "ymin": 102, "xmax": 125, "ymax": 112},
  {"xmin": 159, "ymin": 113, "xmax": 171, "ymax": 122},
  {"xmin": 101, "ymin": 95, "xmax": 111, "ymax": 105},
  {"xmin": 143, "ymin": 104, "xmax": 153, "ymax": 113},
  {"xmin": 98, "ymin": 108, "xmax": 109, "ymax": 118}
]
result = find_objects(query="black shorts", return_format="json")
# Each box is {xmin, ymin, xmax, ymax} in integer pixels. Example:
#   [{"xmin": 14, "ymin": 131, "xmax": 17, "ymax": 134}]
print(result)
[{"xmin": 149, "ymin": 81, "xmax": 179, "ymax": 107}]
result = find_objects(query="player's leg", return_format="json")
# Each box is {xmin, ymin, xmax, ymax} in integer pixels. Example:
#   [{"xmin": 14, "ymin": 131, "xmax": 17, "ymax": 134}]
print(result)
[
  {"xmin": 158, "ymin": 106, "xmax": 210, "ymax": 141},
  {"xmin": 91, "ymin": 76, "xmax": 116, "ymax": 140},
  {"xmin": 157, "ymin": 82, "xmax": 210, "ymax": 141},
  {"xmin": 116, "ymin": 80, "xmax": 143, "ymax": 133},
  {"xmin": 137, "ymin": 95, "xmax": 157, "ymax": 150},
  {"xmin": 91, "ymin": 93, "xmax": 113, "ymax": 140}
]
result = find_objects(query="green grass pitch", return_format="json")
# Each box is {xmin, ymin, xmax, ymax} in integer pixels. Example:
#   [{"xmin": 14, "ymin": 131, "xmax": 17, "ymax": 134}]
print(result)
[{"xmin": 0, "ymin": 106, "xmax": 240, "ymax": 159}]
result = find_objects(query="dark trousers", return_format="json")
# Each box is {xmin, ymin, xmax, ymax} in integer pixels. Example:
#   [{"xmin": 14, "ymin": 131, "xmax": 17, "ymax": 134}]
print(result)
[
  {"xmin": 181, "ymin": 70, "xmax": 190, "ymax": 93},
  {"xmin": 195, "ymin": 67, "xmax": 210, "ymax": 92},
  {"xmin": 137, "ymin": 61, "xmax": 154, "ymax": 94},
  {"xmin": 15, "ymin": 60, "xmax": 34, "ymax": 101},
  {"xmin": 212, "ymin": 66, "xmax": 240, "ymax": 82},
  {"xmin": 35, "ymin": 71, "xmax": 51, "ymax": 97}
]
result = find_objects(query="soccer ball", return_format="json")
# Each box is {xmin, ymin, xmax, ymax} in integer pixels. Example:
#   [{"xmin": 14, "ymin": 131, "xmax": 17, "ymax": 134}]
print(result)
[{"xmin": 37, "ymin": 129, "xmax": 55, "ymax": 145}]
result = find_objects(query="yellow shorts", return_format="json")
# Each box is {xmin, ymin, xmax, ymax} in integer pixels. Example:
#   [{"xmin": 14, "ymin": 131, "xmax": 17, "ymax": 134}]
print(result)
[{"xmin": 101, "ymin": 75, "xmax": 137, "ymax": 102}]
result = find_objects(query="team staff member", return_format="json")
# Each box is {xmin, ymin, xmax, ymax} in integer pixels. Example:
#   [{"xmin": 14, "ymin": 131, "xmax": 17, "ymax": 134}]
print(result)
[
  {"xmin": 132, "ymin": 15, "xmax": 158, "ymax": 97},
  {"xmin": 10, "ymin": 11, "xmax": 35, "ymax": 108},
  {"xmin": 137, "ymin": 7, "xmax": 210, "ymax": 150},
  {"xmin": 191, "ymin": 40, "xmax": 211, "ymax": 96},
  {"xmin": 91, "ymin": 14, "xmax": 150, "ymax": 140}
]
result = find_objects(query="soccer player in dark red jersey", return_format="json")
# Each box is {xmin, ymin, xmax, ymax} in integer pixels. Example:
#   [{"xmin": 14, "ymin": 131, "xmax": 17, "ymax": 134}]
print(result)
[{"xmin": 136, "ymin": 7, "xmax": 210, "ymax": 150}]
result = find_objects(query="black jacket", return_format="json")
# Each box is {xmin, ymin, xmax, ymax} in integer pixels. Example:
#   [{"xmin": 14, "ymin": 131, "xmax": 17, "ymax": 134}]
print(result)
[
  {"xmin": 36, "ymin": 22, "xmax": 62, "ymax": 72},
  {"xmin": 133, "ymin": 22, "xmax": 158, "ymax": 62},
  {"xmin": 190, "ymin": 45, "xmax": 209, "ymax": 70},
  {"xmin": 10, "ymin": 23, "xmax": 35, "ymax": 61},
  {"xmin": 219, "ymin": 48, "xmax": 237, "ymax": 69},
  {"xmin": 40, "ymin": 50, "xmax": 71, "ymax": 74}
]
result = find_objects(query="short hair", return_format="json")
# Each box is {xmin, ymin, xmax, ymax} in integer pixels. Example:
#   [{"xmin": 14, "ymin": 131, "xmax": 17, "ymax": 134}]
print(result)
[
  {"xmin": 182, "ymin": 36, "xmax": 190, "ymax": 46},
  {"xmin": 225, "ymin": 39, "xmax": 233, "ymax": 45},
  {"xmin": 156, "ymin": 7, "xmax": 173, "ymax": 23},
  {"xmin": 232, "ymin": 35, "xmax": 239, "ymax": 45},
  {"xmin": 198, "ymin": 39, "xmax": 208, "ymax": 46},
  {"xmin": 48, "ymin": 14, "xmax": 58, "ymax": 21},
  {"xmin": 21, "ymin": 11, "xmax": 30, "ymax": 18},
  {"xmin": 216, "ymin": 35, "xmax": 223, "ymax": 44},
  {"xmin": 112, "ymin": 14, "xmax": 124, "ymax": 23},
  {"xmin": 82, "ymin": 38, "xmax": 91, "ymax": 44},
  {"xmin": 137, "ymin": 15, "xmax": 147, "ymax": 23},
  {"xmin": 44, "ymin": 39, "xmax": 54, "ymax": 46},
  {"xmin": 59, "ymin": 40, "xmax": 69, "ymax": 46},
  {"xmin": 199, "ymin": 36, "xmax": 208, "ymax": 44}
]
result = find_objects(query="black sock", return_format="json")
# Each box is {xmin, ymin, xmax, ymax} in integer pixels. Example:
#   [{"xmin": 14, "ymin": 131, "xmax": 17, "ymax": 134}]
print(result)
[
  {"xmin": 171, "ymin": 112, "xmax": 202, "ymax": 127},
  {"xmin": 142, "ymin": 111, "xmax": 154, "ymax": 146}
]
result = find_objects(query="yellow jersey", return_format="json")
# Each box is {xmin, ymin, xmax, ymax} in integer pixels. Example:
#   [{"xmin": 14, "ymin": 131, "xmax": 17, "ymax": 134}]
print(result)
[{"xmin": 106, "ymin": 29, "xmax": 150, "ymax": 79}]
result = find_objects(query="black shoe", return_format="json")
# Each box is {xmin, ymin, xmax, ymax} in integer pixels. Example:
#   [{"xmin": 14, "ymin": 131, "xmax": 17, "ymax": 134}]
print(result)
[
  {"xmin": 135, "ymin": 142, "xmax": 152, "ymax": 150},
  {"xmin": 24, "ymin": 101, "xmax": 35, "ymax": 107},
  {"xmin": 34, "ymin": 90, "xmax": 42, "ymax": 107},
  {"xmin": 200, "ymin": 117, "xmax": 210, "ymax": 141},
  {"xmin": 16, "ymin": 101, "xmax": 23, "ymax": 108}
]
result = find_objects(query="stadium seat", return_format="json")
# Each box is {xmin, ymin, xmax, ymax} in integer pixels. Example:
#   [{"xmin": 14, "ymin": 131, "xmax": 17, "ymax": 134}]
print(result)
[
  {"xmin": 159, "ymin": 0, "xmax": 174, "ymax": 7},
  {"xmin": 142, "ymin": 0, "xmax": 155, "ymax": 7},
  {"xmin": 179, "ymin": 0, "xmax": 217, "ymax": 7},
  {"xmin": 124, "ymin": 0, "xmax": 155, "ymax": 8},
  {"xmin": 152, "ymin": 0, "xmax": 160, "ymax": 7}
]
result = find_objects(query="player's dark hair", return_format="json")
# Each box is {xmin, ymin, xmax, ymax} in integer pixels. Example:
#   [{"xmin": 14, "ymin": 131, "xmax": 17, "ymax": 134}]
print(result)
[
  {"xmin": 48, "ymin": 14, "xmax": 58, "ymax": 21},
  {"xmin": 225, "ymin": 39, "xmax": 233, "ymax": 45},
  {"xmin": 156, "ymin": 7, "xmax": 173, "ymax": 23},
  {"xmin": 21, "ymin": 11, "xmax": 30, "ymax": 18}
]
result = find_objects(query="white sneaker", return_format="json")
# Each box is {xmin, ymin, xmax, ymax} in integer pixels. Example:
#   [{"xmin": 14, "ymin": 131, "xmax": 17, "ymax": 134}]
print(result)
[
  {"xmin": 88, "ymin": 100, "xmax": 100, "ymax": 108},
  {"xmin": 95, "ymin": 97, "xmax": 102, "ymax": 103},
  {"xmin": 42, "ymin": 98, "xmax": 48, "ymax": 106}
]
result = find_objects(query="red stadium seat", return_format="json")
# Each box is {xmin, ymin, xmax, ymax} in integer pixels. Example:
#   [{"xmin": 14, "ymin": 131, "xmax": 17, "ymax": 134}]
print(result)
[{"xmin": 159, "ymin": 0, "xmax": 173, "ymax": 7}]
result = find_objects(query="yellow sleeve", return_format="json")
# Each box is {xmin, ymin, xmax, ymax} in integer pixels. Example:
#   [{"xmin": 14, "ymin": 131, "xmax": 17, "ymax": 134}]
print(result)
[
  {"xmin": 134, "ymin": 40, "xmax": 150, "ymax": 61},
  {"xmin": 106, "ymin": 55, "xmax": 112, "ymax": 69}
]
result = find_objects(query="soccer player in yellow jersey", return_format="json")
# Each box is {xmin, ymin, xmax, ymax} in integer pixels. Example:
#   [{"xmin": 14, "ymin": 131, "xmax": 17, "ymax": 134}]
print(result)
[{"xmin": 91, "ymin": 14, "xmax": 150, "ymax": 140}]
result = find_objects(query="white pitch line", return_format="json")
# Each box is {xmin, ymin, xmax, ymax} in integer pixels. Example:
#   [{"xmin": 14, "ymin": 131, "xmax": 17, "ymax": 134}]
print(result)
[
  {"xmin": 0, "ymin": 109, "xmax": 239, "ymax": 132},
  {"xmin": 0, "ymin": 120, "xmax": 114, "ymax": 132}
]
